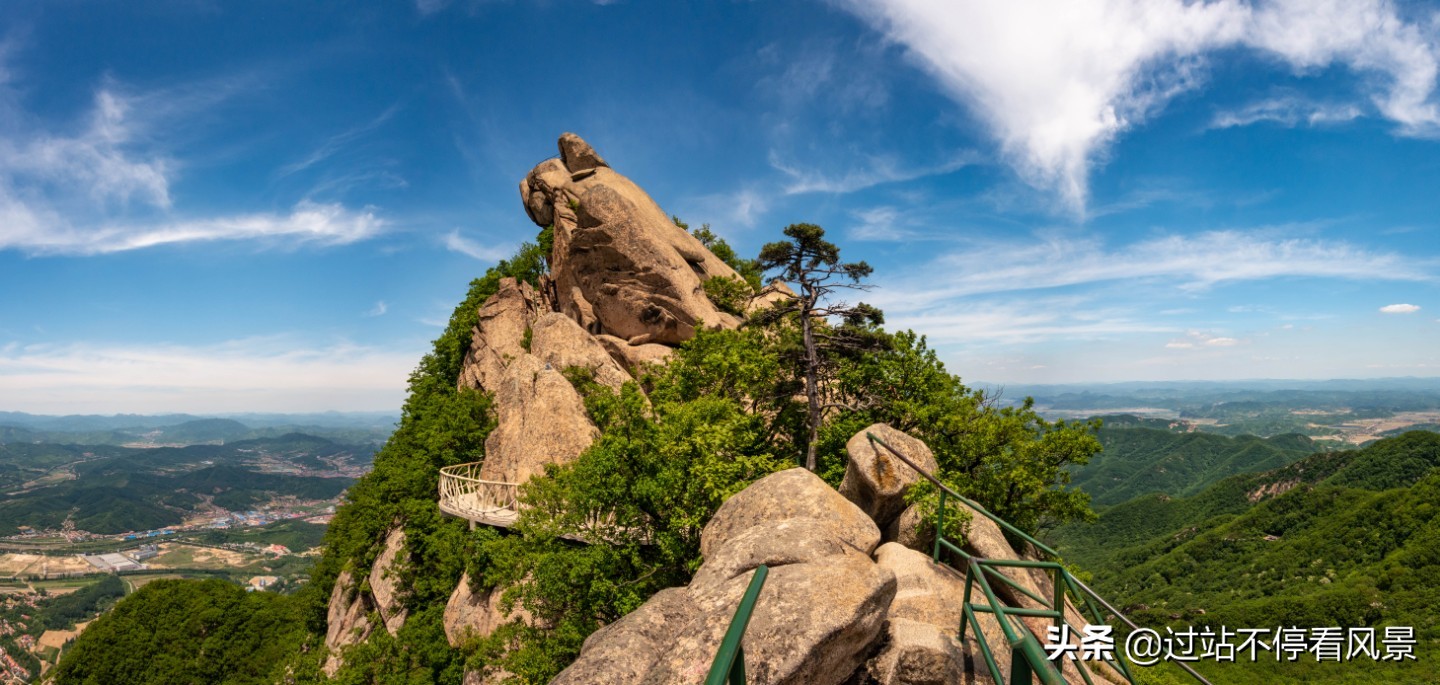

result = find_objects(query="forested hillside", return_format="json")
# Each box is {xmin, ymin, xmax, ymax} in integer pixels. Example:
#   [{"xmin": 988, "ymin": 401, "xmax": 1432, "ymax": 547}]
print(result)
[
  {"xmin": 1052, "ymin": 430, "xmax": 1440, "ymax": 684},
  {"xmin": 1071, "ymin": 424, "xmax": 1319, "ymax": 505}
]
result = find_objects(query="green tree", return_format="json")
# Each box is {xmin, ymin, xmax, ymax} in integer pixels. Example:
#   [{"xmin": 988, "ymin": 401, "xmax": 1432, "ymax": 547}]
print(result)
[{"xmin": 756, "ymin": 222, "xmax": 884, "ymax": 471}]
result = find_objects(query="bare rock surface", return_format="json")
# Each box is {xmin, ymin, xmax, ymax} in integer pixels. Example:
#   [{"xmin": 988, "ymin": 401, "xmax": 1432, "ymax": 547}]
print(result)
[
  {"xmin": 479, "ymin": 354, "xmax": 599, "ymax": 484},
  {"xmin": 596, "ymin": 333, "xmax": 674, "ymax": 374},
  {"xmin": 369, "ymin": 527, "xmax": 409, "ymax": 636},
  {"xmin": 458, "ymin": 278, "xmax": 541, "ymax": 393},
  {"xmin": 639, "ymin": 555, "xmax": 896, "ymax": 685},
  {"xmin": 746, "ymin": 279, "xmax": 796, "ymax": 316},
  {"xmin": 690, "ymin": 517, "xmax": 856, "ymax": 588},
  {"xmin": 529, "ymin": 312, "xmax": 633, "ymax": 390},
  {"xmin": 841, "ymin": 424, "xmax": 938, "ymax": 530},
  {"xmin": 883, "ymin": 503, "xmax": 932, "ymax": 551},
  {"xmin": 444, "ymin": 572, "xmax": 533, "ymax": 647},
  {"xmin": 551, "ymin": 587, "xmax": 697, "ymax": 685},
  {"xmin": 323, "ymin": 570, "xmax": 373, "ymax": 677},
  {"xmin": 866, "ymin": 618, "xmax": 970, "ymax": 685},
  {"xmin": 520, "ymin": 133, "xmax": 743, "ymax": 344},
  {"xmin": 701, "ymin": 467, "xmax": 882, "ymax": 559}
]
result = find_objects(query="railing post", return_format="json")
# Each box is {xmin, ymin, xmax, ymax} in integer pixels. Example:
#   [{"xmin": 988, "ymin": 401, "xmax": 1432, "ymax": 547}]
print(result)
[
  {"xmin": 1010, "ymin": 645, "xmax": 1032, "ymax": 685},
  {"xmin": 728, "ymin": 645, "xmax": 745, "ymax": 685},
  {"xmin": 933, "ymin": 490, "xmax": 947, "ymax": 563}
]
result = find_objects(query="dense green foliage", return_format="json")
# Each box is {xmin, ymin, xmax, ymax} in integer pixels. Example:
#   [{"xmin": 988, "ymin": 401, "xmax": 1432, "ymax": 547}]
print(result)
[
  {"xmin": 53, "ymin": 579, "xmax": 306, "ymax": 685},
  {"xmin": 1053, "ymin": 431, "xmax": 1440, "ymax": 683},
  {"xmin": 1072, "ymin": 426, "xmax": 1318, "ymax": 505}
]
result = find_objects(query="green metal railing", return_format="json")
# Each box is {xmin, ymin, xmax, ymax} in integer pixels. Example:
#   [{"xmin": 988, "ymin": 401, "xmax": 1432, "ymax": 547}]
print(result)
[
  {"xmin": 866, "ymin": 432, "xmax": 1211, "ymax": 685},
  {"xmin": 705, "ymin": 564, "xmax": 769, "ymax": 685}
]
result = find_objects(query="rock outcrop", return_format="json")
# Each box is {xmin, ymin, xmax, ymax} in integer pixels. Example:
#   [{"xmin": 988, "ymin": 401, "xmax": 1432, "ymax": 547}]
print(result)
[
  {"xmin": 479, "ymin": 354, "xmax": 599, "ymax": 484},
  {"xmin": 323, "ymin": 570, "xmax": 372, "ymax": 677},
  {"xmin": 443, "ymin": 573, "xmax": 532, "ymax": 648},
  {"xmin": 458, "ymin": 278, "xmax": 542, "ymax": 393},
  {"xmin": 841, "ymin": 424, "xmax": 938, "ymax": 531},
  {"xmin": 370, "ymin": 527, "xmax": 409, "ymax": 636},
  {"xmin": 520, "ymin": 134, "xmax": 745, "ymax": 346}
]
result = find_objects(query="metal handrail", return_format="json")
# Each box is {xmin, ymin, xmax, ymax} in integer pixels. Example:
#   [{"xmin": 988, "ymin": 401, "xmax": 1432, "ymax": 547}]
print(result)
[
  {"xmin": 705, "ymin": 564, "xmax": 769, "ymax": 685},
  {"xmin": 866, "ymin": 433, "xmax": 1059, "ymax": 558},
  {"xmin": 866, "ymin": 432, "xmax": 1212, "ymax": 685}
]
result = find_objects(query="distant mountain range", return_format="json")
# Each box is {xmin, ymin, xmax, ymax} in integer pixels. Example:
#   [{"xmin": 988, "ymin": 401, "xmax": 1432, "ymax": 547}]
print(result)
[{"xmin": 0, "ymin": 411, "xmax": 398, "ymax": 447}]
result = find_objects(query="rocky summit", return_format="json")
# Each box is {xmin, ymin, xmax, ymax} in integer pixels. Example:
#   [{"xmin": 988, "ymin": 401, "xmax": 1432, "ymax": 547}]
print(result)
[{"xmin": 321, "ymin": 135, "xmax": 1115, "ymax": 684}]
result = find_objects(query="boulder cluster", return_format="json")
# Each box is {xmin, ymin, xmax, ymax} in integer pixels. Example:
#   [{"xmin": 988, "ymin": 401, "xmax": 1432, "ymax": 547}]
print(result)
[{"xmin": 551, "ymin": 424, "xmax": 1120, "ymax": 685}]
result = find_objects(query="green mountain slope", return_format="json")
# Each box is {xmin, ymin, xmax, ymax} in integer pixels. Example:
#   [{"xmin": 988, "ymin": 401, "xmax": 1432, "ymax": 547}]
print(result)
[
  {"xmin": 1053, "ymin": 430, "xmax": 1440, "ymax": 684},
  {"xmin": 1071, "ymin": 424, "xmax": 1319, "ymax": 506}
]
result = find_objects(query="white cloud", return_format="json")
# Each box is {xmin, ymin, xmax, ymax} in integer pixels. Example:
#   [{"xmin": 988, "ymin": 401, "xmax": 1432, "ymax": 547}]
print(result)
[
  {"xmin": 0, "ymin": 338, "xmax": 416, "ymax": 413},
  {"xmin": 277, "ymin": 103, "xmax": 401, "ymax": 179},
  {"xmin": 1210, "ymin": 97, "xmax": 1363, "ymax": 129},
  {"xmin": 1380, "ymin": 303, "xmax": 1421, "ymax": 313},
  {"xmin": 2, "ymin": 200, "xmax": 384, "ymax": 255},
  {"xmin": 885, "ymin": 230, "xmax": 1431, "ymax": 305},
  {"xmin": 0, "ymin": 70, "xmax": 386, "ymax": 256},
  {"xmin": 366, "ymin": 300, "xmax": 389, "ymax": 317},
  {"xmin": 442, "ymin": 229, "xmax": 511, "ymax": 261},
  {"xmin": 832, "ymin": 0, "xmax": 1440, "ymax": 208},
  {"xmin": 770, "ymin": 151, "xmax": 973, "ymax": 195},
  {"xmin": 1164, "ymin": 330, "xmax": 1243, "ymax": 349},
  {"xmin": 0, "ymin": 89, "xmax": 173, "ymax": 209}
]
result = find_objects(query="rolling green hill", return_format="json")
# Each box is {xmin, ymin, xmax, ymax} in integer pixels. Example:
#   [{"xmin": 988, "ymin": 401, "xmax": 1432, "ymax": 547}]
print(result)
[
  {"xmin": 1052, "ymin": 430, "xmax": 1440, "ymax": 684},
  {"xmin": 1071, "ymin": 423, "xmax": 1320, "ymax": 506}
]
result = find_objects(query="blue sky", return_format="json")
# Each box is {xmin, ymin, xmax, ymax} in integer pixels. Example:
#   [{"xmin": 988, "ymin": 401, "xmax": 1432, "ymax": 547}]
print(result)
[{"xmin": 1, "ymin": 0, "xmax": 1438, "ymax": 413}]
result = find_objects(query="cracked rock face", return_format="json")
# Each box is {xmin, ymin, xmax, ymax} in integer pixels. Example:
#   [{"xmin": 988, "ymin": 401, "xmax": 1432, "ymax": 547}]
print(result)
[{"xmin": 520, "ymin": 133, "xmax": 744, "ymax": 345}]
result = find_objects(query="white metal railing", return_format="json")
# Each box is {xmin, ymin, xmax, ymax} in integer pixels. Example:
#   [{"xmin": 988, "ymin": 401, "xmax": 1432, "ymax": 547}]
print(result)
[
  {"xmin": 436, "ymin": 461, "xmax": 651, "ymax": 544},
  {"xmin": 438, "ymin": 462, "xmax": 520, "ymax": 525}
]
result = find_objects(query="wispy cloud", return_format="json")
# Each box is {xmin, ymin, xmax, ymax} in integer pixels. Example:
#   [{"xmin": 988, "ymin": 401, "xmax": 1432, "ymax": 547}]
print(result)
[
  {"xmin": 872, "ymin": 294, "xmax": 1174, "ymax": 346},
  {"xmin": 366, "ymin": 300, "xmax": 388, "ymax": 317},
  {"xmin": 770, "ymin": 151, "xmax": 974, "ymax": 195},
  {"xmin": 884, "ymin": 230, "xmax": 1432, "ymax": 306},
  {"xmin": 1165, "ymin": 330, "xmax": 1242, "ymax": 349},
  {"xmin": 0, "ymin": 338, "xmax": 416, "ymax": 413},
  {"xmin": 831, "ymin": 0, "xmax": 1440, "ymax": 209},
  {"xmin": 442, "ymin": 229, "xmax": 510, "ymax": 261},
  {"xmin": 1380, "ymin": 303, "xmax": 1421, "ymax": 314},
  {"xmin": 3, "ymin": 200, "xmax": 384, "ymax": 255},
  {"xmin": 0, "ymin": 62, "xmax": 386, "ymax": 256},
  {"xmin": 1210, "ymin": 96, "xmax": 1363, "ymax": 130},
  {"xmin": 276, "ymin": 103, "xmax": 402, "ymax": 178}
]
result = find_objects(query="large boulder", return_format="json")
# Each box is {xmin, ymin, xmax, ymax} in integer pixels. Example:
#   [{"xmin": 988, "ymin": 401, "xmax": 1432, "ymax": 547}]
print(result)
[
  {"xmin": 458, "ymin": 278, "xmax": 541, "ymax": 393},
  {"xmin": 323, "ymin": 570, "xmax": 373, "ymax": 677},
  {"xmin": 700, "ymin": 468, "xmax": 882, "ymax": 560},
  {"xmin": 520, "ymin": 133, "xmax": 744, "ymax": 345},
  {"xmin": 369, "ymin": 527, "xmax": 408, "ymax": 636},
  {"xmin": 746, "ymin": 279, "xmax": 797, "ymax": 316},
  {"xmin": 841, "ymin": 424, "xmax": 938, "ymax": 531},
  {"xmin": 529, "ymin": 312, "xmax": 633, "ymax": 390},
  {"xmin": 872, "ymin": 543, "xmax": 1008, "ymax": 683},
  {"xmin": 551, "ymin": 587, "xmax": 698, "ymax": 685},
  {"xmin": 690, "ymin": 517, "xmax": 858, "ymax": 588},
  {"xmin": 638, "ymin": 554, "xmax": 896, "ymax": 685},
  {"xmin": 479, "ymin": 354, "xmax": 600, "ymax": 484}
]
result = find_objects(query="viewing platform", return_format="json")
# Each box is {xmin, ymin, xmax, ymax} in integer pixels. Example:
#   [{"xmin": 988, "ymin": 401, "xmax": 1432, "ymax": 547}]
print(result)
[{"xmin": 437, "ymin": 462, "xmax": 520, "ymax": 529}]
